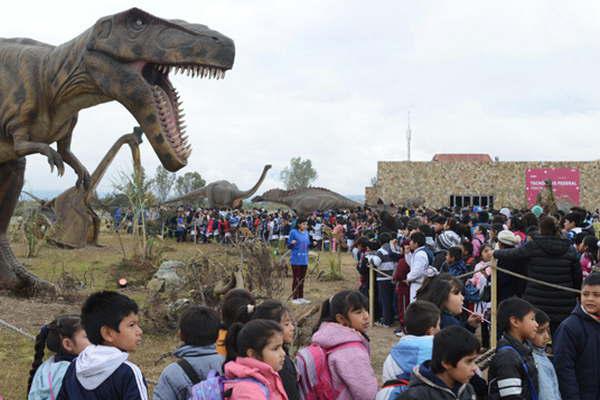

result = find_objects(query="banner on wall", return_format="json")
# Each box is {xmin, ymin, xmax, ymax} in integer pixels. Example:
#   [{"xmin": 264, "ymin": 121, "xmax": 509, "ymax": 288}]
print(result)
[{"xmin": 525, "ymin": 168, "xmax": 580, "ymax": 207}]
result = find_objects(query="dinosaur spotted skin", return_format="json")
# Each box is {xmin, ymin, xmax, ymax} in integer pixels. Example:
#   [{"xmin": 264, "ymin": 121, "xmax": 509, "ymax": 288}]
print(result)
[
  {"xmin": 252, "ymin": 187, "xmax": 362, "ymax": 217},
  {"xmin": 0, "ymin": 8, "xmax": 235, "ymax": 295}
]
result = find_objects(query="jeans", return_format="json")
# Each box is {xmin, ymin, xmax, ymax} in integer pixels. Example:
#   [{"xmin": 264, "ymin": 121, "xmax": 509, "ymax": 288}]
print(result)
[{"xmin": 377, "ymin": 279, "xmax": 395, "ymax": 326}]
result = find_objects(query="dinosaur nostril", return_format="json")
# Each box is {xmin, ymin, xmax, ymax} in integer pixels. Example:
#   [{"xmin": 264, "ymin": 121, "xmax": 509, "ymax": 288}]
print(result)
[{"xmin": 211, "ymin": 36, "xmax": 219, "ymax": 42}]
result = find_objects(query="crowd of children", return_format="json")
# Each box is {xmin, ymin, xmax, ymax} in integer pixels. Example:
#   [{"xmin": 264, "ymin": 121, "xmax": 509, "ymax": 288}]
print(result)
[{"xmin": 21, "ymin": 202, "xmax": 600, "ymax": 399}]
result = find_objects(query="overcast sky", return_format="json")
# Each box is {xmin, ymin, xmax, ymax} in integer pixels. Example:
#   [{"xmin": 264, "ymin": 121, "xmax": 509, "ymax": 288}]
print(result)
[{"xmin": 5, "ymin": 1, "xmax": 600, "ymax": 197}]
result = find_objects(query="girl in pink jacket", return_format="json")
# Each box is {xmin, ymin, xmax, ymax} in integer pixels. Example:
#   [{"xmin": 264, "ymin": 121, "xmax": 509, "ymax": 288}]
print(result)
[
  {"xmin": 224, "ymin": 319, "xmax": 289, "ymax": 399},
  {"xmin": 310, "ymin": 290, "xmax": 379, "ymax": 400}
]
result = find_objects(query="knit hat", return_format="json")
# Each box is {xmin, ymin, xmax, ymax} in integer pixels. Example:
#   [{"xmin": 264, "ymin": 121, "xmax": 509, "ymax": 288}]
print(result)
[
  {"xmin": 531, "ymin": 205, "xmax": 543, "ymax": 218},
  {"xmin": 497, "ymin": 230, "xmax": 520, "ymax": 247},
  {"xmin": 499, "ymin": 208, "xmax": 512, "ymax": 219},
  {"xmin": 436, "ymin": 230, "xmax": 461, "ymax": 250}
]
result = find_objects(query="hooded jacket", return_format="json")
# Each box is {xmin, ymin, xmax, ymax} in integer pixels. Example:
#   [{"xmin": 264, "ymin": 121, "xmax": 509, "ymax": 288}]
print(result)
[
  {"xmin": 223, "ymin": 356, "xmax": 288, "ymax": 400},
  {"xmin": 56, "ymin": 345, "xmax": 147, "ymax": 400},
  {"xmin": 553, "ymin": 303, "xmax": 600, "ymax": 400},
  {"xmin": 377, "ymin": 335, "xmax": 433, "ymax": 400},
  {"xmin": 28, "ymin": 354, "xmax": 75, "ymax": 400},
  {"xmin": 397, "ymin": 361, "xmax": 476, "ymax": 400},
  {"xmin": 310, "ymin": 322, "xmax": 378, "ymax": 400},
  {"xmin": 152, "ymin": 344, "xmax": 224, "ymax": 400},
  {"xmin": 494, "ymin": 235, "xmax": 581, "ymax": 327}
]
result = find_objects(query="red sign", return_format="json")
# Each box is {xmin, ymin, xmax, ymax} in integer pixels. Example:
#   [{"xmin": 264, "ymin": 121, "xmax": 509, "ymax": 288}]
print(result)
[{"xmin": 525, "ymin": 168, "xmax": 580, "ymax": 207}]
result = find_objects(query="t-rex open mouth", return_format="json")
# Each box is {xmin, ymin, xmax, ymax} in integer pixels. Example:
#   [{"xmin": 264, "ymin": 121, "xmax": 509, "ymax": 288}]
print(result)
[{"xmin": 141, "ymin": 62, "xmax": 227, "ymax": 161}]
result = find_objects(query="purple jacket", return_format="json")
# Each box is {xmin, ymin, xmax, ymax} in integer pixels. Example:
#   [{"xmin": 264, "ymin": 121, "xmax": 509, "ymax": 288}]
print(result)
[{"xmin": 311, "ymin": 322, "xmax": 378, "ymax": 400}]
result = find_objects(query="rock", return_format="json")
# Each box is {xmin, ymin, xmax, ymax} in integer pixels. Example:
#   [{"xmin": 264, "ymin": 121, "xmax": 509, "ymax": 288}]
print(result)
[
  {"xmin": 152, "ymin": 260, "xmax": 185, "ymax": 291},
  {"xmin": 146, "ymin": 278, "xmax": 165, "ymax": 293}
]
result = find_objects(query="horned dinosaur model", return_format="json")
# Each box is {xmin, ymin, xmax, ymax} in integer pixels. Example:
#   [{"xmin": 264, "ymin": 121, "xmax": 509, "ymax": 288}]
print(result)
[
  {"xmin": 0, "ymin": 8, "xmax": 235, "ymax": 295},
  {"xmin": 252, "ymin": 187, "xmax": 361, "ymax": 217},
  {"xmin": 164, "ymin": 164, "xmax": 272, "ymax": 209},
  {"xmin": 24, "ymin": 129, "xmax": 143, "ymax": 248}
]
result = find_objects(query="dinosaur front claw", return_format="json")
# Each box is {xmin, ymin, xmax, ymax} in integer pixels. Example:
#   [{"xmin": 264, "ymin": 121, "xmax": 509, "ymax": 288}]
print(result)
[
  {"xmin": 46, "ymin": 148, "xmax": 65, "ymax": 176},
  {"xmin": 76, "ymin": 169, "xmax": 92, "ymax": 190}
]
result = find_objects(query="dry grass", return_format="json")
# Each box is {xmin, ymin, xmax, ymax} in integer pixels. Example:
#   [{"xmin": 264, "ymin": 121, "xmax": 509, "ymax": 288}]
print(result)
[{"xmin": 0, "ymin": 234, "xmax": 397, "ymax": 398}]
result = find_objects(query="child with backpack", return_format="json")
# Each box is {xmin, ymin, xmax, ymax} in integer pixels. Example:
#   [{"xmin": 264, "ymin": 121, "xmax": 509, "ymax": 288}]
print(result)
[
  {"xmin": 28, "ymin": 315, "xmax": 90, "ymax": 400},
  {"xmin": 252, "ymin": 300, "xmax": 300, "ymax": 400},
  {"xmin": 397, "ymin": 326, "xmax": 480, "ymax": 400},
  {"xmin": 488, "ymin": 297, "xmax": 539, "ymax": 400},
  {"xmin": 377, "ymin": 300, "xmax": 441, "ymax": 400},
  {"xmin": 296, "ymin": 290, "xmax": 378, "ymax": 400},
  {"xmin": 217, "ymin": 289, "xmax": 256, "ymax": 357},
  {"xmin": 223, "ymin": 319, "xmax": 288, "ymax": 399},
  {"xmin": 153, "ymin": 306, "xmax": 224, "ymax": 400},
  {"xmin": 57, "ymin": 291, "xmax": 147, "ymax": 399},
  {"xmin": 530, "ymin": 309, "xmax": 561, "ymax": 400}
]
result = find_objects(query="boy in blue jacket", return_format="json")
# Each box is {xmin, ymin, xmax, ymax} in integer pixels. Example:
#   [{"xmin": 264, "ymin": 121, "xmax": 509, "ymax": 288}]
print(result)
[
  {"xmin": 57, "ymin": 291, "xmax": 147, "ymax": 400},
  {"xmin": 153, "ymin": 305, "xmax": 224, "ymax": 400},
  {"xmin": 554, "ymin": 272, "xmax": 600, "ymax": 400}
]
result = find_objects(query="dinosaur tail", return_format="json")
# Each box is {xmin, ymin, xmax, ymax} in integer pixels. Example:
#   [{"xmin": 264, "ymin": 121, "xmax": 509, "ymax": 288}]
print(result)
[{"xmin": 161, "ymin": 186, "xmax": 209, "ymax": 206}]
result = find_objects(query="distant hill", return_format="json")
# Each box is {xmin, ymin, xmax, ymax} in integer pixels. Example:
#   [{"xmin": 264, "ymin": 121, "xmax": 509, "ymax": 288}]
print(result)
[{"xmin": 345, "ymin": 194, "xmax": 365, "ymax": 203}]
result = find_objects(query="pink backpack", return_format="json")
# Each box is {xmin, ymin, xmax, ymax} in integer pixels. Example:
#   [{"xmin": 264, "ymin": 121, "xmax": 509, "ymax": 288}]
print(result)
[{"xmin": 295, "ymin": 341, "xmax": 364, "ymax": 400}]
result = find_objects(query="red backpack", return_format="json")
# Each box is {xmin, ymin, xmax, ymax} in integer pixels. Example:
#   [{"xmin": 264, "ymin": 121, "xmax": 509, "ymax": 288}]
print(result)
[{"xmin": 295, "ymin": 341, "xmax": 364, "ymax": 400}]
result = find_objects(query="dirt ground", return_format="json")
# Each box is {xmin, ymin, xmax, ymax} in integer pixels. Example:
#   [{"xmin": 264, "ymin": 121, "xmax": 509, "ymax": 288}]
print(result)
[{"xmin": 0, "ymin": 233, "xmax": 398, "ymax": 398}]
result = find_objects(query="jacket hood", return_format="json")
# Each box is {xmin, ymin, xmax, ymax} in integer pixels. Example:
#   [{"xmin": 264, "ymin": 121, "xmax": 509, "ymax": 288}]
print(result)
[
  {"xmin": 311, "ymin": 322, "xmax": 369, "ymax": 349},
  {"xmin": 173, "ymin": 344, "xmax": 218, "ymax": 358},
  {"xmin": 75, "ymin": 345, "xmax": 128, "ymax": 390},
  {"xmin": 390, "ymin": 335, "xmax": 433, "ymax": 372},
  {"xmin": 532, "ymin": 235, "xmax": 573, "ymax": 256},
  {"xmin": 224, "ymin": 356, "xmax": 272, "ymax": 385}
]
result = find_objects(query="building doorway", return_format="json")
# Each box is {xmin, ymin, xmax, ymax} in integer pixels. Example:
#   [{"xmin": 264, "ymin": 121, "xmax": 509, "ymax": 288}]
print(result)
[{"xmin": 450, "ymin": 195, "xmax": 494, "ymax": 209}]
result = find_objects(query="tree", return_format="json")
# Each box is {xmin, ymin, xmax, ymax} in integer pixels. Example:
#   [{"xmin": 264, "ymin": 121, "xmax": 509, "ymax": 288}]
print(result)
[
  {"xmin": 280, "ymin": 157, "xmax": 318, "ymax": 190},
  {"xmin": 152, "ymin": 165, "xmax": 177, "ymax": 203},
  {"xmin": 175, "ymin": 172, "xmax": 206, "ymax": 197}
]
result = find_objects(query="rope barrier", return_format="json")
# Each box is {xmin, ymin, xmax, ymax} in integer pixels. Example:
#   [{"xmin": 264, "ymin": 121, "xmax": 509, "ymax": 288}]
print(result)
[{"xmin": 0, "ymin": 318, "xmax": 36, "ymax": 341}]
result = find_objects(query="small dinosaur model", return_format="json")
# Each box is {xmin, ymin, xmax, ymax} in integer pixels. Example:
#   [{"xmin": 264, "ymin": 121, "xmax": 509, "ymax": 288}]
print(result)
[
  {"xmin": 164, "ymin": 164, "xmax": 272, "ymax": 209},
  {"xmin": 252, "ymin": 187, "xmax": 361, "ymax": 217},
  {"xmin": 0, "ymin": 8, "xmax": 234, "ymax": 295},
  {"xmin": 24, "ymin": 129, "xmax": 143, "ymax": 248},
  {"xmin": 536, "ymin": 179, "xmax": 558, "ymax": 215}
]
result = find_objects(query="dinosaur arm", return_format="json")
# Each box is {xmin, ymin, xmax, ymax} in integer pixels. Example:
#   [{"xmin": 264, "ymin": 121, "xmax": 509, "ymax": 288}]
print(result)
[
  {"xmin": 12, "ymin": 130, "xmax": 65, "ymax": 175},
  {"xmin": 57, "ymin": 131, "xmax": 91, "ymax": 189}
]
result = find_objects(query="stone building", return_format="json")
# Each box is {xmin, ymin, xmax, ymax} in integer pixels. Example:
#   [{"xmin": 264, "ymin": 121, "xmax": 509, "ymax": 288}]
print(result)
[{"xmin": 365, "ymin": 154, "xmax": 600, "ymax": 210}]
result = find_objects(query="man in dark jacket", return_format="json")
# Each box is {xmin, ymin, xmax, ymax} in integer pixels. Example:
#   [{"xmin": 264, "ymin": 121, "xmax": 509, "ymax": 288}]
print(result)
[
  {"xmin": 553, "ymin": 273, "xmax": 600, "ymax": 400},
  {"xmin": 494, "ymin": 216, "xmax": 581, "ymax": 333}
]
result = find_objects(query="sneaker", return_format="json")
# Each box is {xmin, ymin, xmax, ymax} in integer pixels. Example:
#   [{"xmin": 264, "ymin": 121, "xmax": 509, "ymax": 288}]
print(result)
[
  {"xmin": 299, "ymin": 298, "xmax": 311, "ymax": 304},
  {"xmin": 374, "ymin": 322, "xmax": 391, "ymax": 328},
  {"xmin": 394, "ymin": 328, "xmax": 405, "ymax": 337},
  {"xmin": 291, "ymin": 299, "xmax": 303, "ymax": 305}
]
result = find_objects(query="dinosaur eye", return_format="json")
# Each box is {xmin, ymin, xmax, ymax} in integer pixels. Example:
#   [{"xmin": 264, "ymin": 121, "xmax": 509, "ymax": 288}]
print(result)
[
  {"xmin": 128, "ymin": 14, "xmax": 147, "ymax": 32},
  {"xmin": 136, "ymin": 19, "xmax": 143, "ymax": 26}
]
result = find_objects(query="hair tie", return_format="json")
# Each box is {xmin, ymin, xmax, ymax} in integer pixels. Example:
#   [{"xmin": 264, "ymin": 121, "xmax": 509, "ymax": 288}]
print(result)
[{"xmin": 247, "ymin": 304, "xmax": 255, "ymax": 314}]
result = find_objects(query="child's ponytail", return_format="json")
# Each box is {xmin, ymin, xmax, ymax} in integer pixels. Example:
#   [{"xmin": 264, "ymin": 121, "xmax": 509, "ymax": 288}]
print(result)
[
  {"xmin": 27, "ymin": 315, "xmax": 82, "ymax": 392},
  {"xmin": 28, "ymin": 323, "xmax": 53, "ymax": 391},
  {"xmin": 225, "ymin": 322, "xmax": 245, "ymax": 363}
]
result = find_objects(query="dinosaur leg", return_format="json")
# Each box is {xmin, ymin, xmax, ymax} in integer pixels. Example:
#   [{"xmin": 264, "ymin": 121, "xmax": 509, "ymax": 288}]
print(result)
[{"xmin": 0, "ymin": 158, "xmax": 55, "ymax": 296}]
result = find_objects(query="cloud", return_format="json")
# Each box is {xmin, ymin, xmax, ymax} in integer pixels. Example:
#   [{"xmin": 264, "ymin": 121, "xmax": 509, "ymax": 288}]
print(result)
[{"xmin": 5, "ymin": 0, "xmax": 600, "ymax": 198}]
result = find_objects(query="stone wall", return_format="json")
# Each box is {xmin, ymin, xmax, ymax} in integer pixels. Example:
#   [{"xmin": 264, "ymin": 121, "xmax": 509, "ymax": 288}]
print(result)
[{"xmin": 365, "ymin": 160, "xmax": 600, "ymax": 209}]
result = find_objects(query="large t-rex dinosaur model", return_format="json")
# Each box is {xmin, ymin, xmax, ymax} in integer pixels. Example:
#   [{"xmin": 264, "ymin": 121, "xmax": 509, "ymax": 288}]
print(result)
[
  {"xmin": 252, "ymin": 187, "xmax": 361, "ymax": 217},
  {"xmin": 164, "ymin": 164, "xmax": 272, "ymax": 209},
  {"xmin": 24, "ymin": 129, "xmax": 143, "ymax": 248},
  {"xmin": 0, "ymin": 8, "xmax": 234, "ymax": 295}
]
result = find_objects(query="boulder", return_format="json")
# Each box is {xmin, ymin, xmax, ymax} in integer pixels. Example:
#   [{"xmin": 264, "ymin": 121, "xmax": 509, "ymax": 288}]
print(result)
[{"xmin": 151, "ymin": 260, "xmax": 185, "ymax": 291}]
